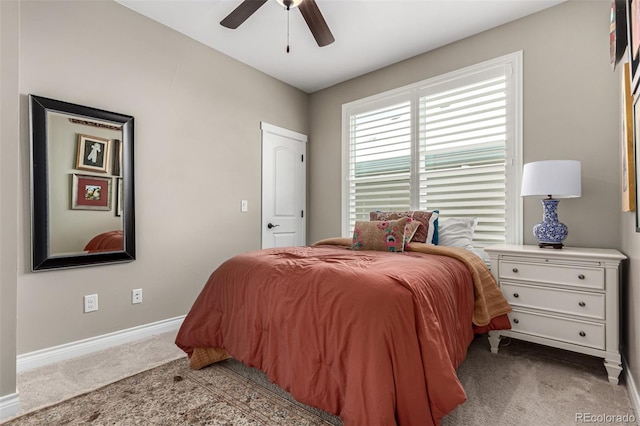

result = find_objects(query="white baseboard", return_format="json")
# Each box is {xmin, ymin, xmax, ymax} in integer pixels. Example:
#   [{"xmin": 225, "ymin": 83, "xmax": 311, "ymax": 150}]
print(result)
[
  {"xmin": 624, "ymin": 355, "xmax": 640, "ymax": 419},
  {"xmin": 16, "ymin": 315, "xmax": 185, "ymax": 373},
  {"xmin": 0, "ymin": 392, "xmax": 20, "ymax": 421}
]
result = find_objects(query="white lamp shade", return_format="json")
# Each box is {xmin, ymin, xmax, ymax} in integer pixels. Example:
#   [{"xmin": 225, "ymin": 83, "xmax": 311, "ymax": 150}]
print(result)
[{"xmin": 521, "ymin": 160, "xmax": 581, "ymax": 198}]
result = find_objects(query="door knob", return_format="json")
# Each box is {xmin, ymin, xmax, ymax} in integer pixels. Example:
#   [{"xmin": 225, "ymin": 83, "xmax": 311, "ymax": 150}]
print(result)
[{"xmin": 267, "ymin": 223, "xmax": 280, "ymax": 229}]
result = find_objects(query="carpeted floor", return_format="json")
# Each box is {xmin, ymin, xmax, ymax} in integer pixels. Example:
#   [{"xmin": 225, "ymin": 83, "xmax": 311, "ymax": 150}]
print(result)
[
  {"xmin": 3, "ymin": 357, "xmax": 336, "ymax": 426},
  {"xmin": 443, "ymin": 337, "xmax": 636, "ymax": 426},
  {"xmin": 2, "ymin": 335, "xmax": 637, "ymax": 425}
]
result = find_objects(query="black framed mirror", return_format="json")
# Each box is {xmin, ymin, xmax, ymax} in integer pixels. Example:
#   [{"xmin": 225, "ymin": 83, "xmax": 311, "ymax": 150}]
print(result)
[{"xmin": 30, "ymin": 95, "xmax": 135, "ymax": 271}]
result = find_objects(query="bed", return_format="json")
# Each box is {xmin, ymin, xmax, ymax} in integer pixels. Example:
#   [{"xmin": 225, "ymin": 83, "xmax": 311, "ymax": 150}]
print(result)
[{"xmin": 175, "ymin": 230, "xmax": 511, "ymax": 425}]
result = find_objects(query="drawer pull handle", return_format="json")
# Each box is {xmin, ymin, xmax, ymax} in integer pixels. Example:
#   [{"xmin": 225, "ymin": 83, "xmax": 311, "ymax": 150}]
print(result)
[
  {"xmin": 579, "ymin": 331, "xmax": 586, "ymax": 337},
  {"xmin": 512, "ymin": 318, "xmax": 519, "ymax": 324},
  {"xmin": 512, "ymin": 268, "xmax": 518, "ymax": 273},
  {"xmin": 578, "ymin": 274, "xmax": 585, "ymax": 280},
  {"xmin": 513, "ymin": 293, "xmax": 519, "ymax": 298},
  {"xmin": 578, "ymin": 301, "xmax": 586, "ymax": 307}
]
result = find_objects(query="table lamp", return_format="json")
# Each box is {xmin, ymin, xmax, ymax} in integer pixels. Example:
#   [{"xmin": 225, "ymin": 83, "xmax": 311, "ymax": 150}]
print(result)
[{"xmin": 521, "ymin": 160, "xmax": 581, "ymax": 249}]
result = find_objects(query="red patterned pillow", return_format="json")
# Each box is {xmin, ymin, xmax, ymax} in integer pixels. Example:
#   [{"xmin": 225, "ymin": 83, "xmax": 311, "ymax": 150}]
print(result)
[{"xmin": 369, "ymin": 210, "xmax": 438, "ymax": 244}]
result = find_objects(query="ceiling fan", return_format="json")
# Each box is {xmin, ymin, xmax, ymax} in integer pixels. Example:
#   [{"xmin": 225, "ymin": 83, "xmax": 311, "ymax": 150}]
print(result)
[{"xmin": 220, "ymin": 0, "xmax": 335, "ymax": 48}]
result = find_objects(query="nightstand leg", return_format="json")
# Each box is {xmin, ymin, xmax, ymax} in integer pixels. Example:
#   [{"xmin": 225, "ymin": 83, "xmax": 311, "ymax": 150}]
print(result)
[
  {"xmin": 604, "ymin": 358, "xmax": 622, "ymax": 385},
  {"xmin": 488, "ymin": 331, "xmax": 501, "ymax": 354}
]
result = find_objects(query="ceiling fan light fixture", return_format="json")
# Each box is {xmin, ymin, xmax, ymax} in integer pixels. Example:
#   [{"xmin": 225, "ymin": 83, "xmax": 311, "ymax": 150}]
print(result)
[{"xmin": 276, "ymin": 0, "xmax": 303, "ymax": 10}]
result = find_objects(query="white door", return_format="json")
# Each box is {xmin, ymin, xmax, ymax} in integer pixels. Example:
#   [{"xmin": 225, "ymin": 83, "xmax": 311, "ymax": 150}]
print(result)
[{"xmin": 261, "ymin": 122, "xmax": 307, "ymax": 249}]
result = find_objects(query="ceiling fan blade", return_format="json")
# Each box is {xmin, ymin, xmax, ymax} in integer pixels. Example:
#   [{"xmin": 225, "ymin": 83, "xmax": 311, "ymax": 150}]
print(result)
[
  {"xmin": 220, "ymin": 0, "xmax": 268, "ymax": 29},
  {"xmin": 298, "ymin": 0, "xmax": 334, "ymax": 47}
]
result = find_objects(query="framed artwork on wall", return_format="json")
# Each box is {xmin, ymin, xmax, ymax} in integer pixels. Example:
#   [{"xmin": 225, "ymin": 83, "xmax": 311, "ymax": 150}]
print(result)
[
  {"xmin": 612, "ymin": 0, "xmax": 628, "ymax": 69},
  {"xmin": 112, "ymin": 139, "xmax": 122, "ymax": 177},
  {"xmin": 634, "ymin": 93, "xmax": 640, "ymax": 231},
  {"xmin": 72, "ymin": 174, "xmax": 111, "ymax": 211},
  {"xmin": 628, "ymin": 0, "xmax": 640, "ymax": 91},
  {"xmin": 76, "ymin": 134, "xmax": 110, "ymax": 173},
  {"xmin": 114, "ymin": 177, "xmax": 123, "ymax": 217},
  {"xmin": 623, "ymin": 63, "xmax": 636, "ymax": 212}
]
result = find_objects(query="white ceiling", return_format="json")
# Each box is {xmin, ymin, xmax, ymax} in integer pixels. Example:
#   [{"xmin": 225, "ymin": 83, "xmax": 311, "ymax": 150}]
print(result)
[{"xmin": 116, "ymin": 0, "xmax": 565, "ymax": 93}]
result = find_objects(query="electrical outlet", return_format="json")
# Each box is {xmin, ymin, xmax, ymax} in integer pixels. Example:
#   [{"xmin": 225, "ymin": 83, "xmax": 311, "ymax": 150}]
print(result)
[
  {"xmin": 84, "ymin": 294, "xmax": 98, "ymax": 313},
  {"xmin": 132, "ymin": 288, "xmax": 142, "ymax": 304}
]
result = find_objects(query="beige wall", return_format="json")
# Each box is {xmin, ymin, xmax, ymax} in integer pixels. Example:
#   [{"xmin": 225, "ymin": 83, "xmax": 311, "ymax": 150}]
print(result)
[
  {"xmin": 0, "ymin": 0, "xmax": 20, "ymax": 404},
  {"xmin": 14, "ymin": 0, "xmax": 308, "ymax": 355},
  {"xmin": 308, "ymin": 0, "xmax": 637, "ymax": 385},
  {"xmin": 622, "ymin": 209, "xmax": 640, "ymax": 389}
]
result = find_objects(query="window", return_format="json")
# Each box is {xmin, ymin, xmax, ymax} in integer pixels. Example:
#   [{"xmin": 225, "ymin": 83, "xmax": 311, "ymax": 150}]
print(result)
[{"xmin": 342, "ymin": 52, "xmax": 522, "ymax": 247}]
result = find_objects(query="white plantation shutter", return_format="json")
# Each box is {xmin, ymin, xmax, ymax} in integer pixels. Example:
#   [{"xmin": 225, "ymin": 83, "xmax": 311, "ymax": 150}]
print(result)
[
  {"xmin": 347, "ymin": 99, "xmax": 412, "ymax": 229},
  {"xmin": 418, "ymin": 67, "xmax": 508, "ymax": 248},
  {"xmin": 343, "ymin": 53, "xmax": 522, "ymax": 246}
]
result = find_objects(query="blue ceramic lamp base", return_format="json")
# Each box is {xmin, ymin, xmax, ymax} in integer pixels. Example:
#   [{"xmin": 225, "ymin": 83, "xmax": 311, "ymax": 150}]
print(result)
[{"xmin": 533, "ymin": 198, "xmax": 567, "ymax": 249}]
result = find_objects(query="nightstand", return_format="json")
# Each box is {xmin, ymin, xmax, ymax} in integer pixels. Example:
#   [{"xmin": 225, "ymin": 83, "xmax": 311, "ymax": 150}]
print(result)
[{"xmin": 484, "ymin": 244, "xmax": 627, "ymax": 384}]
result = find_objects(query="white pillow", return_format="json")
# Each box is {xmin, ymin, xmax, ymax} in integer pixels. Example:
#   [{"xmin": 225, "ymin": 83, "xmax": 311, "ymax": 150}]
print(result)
[{"xmin": 437, "ymin": 217, "xmax": 477, "ymax": 250}]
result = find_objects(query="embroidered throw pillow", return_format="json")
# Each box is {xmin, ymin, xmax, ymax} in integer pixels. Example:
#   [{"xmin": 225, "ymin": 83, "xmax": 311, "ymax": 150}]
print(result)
[
  {"xmin": 403, "ymin": 220, "xmax": 422, "ymax": 247},
  {"xmin": 369, "ymin": 210, "xmax": 439, "ymax": 244},
  {"xmin": 351, "ymin": 217, "xmax": 410, "ymax": 252}
]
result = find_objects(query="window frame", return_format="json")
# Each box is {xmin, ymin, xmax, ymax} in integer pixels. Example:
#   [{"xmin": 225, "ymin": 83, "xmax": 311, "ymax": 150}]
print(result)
[{"xmin": 341, "ymin": 51, "xmax": 523, "ymax": 244}]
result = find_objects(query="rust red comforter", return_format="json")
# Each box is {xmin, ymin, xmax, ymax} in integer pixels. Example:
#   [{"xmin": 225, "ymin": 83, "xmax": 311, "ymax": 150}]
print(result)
[{"xmin": 175, "ymin": 243, "xmax": 510, "ymax": 425}]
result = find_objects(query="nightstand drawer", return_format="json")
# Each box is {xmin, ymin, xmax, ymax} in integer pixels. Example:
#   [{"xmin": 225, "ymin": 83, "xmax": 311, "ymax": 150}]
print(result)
[
  {"xmin": 499, "ymin": 260, "xmax": 604, "ymax": 290},
  {"xmin": 501, "ymin": 282, "xmax": 605, "ymax": 320},
  {"xmin": 508, "ymin": 310, "xmax": 605, "ymax": 350}
]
